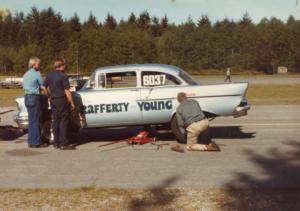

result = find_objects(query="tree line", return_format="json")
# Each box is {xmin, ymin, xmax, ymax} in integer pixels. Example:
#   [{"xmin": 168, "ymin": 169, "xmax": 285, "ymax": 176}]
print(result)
[{"xmin": 0, "ymin": 7, "xmax": 299, "ymax": 75}]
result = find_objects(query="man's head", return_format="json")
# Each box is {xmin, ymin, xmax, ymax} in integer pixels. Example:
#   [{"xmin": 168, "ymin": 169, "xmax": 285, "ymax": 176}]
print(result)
[
  {"xmin": 177, "ymin": 92, "xmax": 187, "ymax": 103},
  {"xmin": 28, "ymin": 57, "xmax": 40, "ymax": 70},
  {"xmin": 54, "ymin": 58, "xmax": 66, "ymax": 71}
]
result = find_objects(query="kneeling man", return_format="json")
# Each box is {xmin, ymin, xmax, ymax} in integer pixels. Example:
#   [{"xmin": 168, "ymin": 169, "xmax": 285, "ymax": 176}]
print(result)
[{"xmin": 174, "ymin": 92, "xmax": 219, "ymax": 152}]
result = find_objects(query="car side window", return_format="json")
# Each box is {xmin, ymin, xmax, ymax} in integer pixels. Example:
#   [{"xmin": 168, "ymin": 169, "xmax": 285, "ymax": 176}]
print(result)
[
  {"xmin": 105, "ymin": 71, "xmax": 137, "ymax": 88},
  {"xmin": 141, "ymin": 71, "xmax": 181, "ymax": 87}
]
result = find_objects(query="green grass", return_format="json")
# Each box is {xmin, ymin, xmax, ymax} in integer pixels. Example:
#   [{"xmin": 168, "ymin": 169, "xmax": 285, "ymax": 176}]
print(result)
[
  {"xmin": 0, "ymin": 85, "xmax": 300, "ymax": 107},
  {"xmin": 0, "ymin": 89, "xmax": 23, "ymax": 107},
  {"xmin": 247, "ymin": 84, "xmax": 300, "ymax": 105}
]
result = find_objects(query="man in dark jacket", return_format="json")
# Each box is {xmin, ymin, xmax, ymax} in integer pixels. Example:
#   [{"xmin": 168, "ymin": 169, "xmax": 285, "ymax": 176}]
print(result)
[
  {"xmin": 172, "ymin": 92, "xmax": 219, "ymax": 152},
  {"xmin": 44, "ymin": 58, "xmax": 76, "ymax": 150}
]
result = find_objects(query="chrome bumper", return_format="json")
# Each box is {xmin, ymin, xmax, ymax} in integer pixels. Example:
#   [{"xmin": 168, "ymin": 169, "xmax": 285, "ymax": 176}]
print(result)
[
  {"xmin": 233, "ymin": 104, "xmax": 250, "ymax": 118},
  {"xmin": 14, "ymin": 113, "xmax": 29, "ymax": 130}
]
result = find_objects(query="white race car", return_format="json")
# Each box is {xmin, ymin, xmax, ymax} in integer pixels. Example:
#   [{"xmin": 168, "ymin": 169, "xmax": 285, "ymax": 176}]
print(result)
[{"xmin": 15, "ymin": 64, "xmax": 250, "ymax": 143}]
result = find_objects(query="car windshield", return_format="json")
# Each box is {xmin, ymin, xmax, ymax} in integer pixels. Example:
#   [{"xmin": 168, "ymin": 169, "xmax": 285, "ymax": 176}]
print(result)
[
  {"xmin": 179, "ymin": 70, "xmax": 198, "ymax": 85},
  {"xmin": 81, "ymin": 72, "xmax": 95, "ymax": 90}
]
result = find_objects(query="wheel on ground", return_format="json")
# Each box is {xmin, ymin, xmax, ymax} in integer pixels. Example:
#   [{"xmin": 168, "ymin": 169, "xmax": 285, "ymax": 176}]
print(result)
[{"xmin": 171, "ymin": 115, "xmax": 186, "ymax": 144}]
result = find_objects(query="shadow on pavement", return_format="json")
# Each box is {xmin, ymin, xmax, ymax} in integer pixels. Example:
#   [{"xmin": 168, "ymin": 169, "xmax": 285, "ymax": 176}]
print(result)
[
  {"xmin": 75, "ymin": 126, "xmax": 145, "ymax": 146},
  {"xmin": 128, "ymin": 175, "xmax": 180, "ymax": 211},
  {"xmin": 219, "ymin": 141, "xmax": 300, "ymax": 210},
  {"xmin": 0, "ymin": 125, "xmax": 25, "ymax": 140},
  {"xmin": 209, "ymin": 126, "xmax": 255, "ymax": 139},
  {"xmin": 75, "ymin": 125, "xmax": 255, "ymax": 146},
  {"xmin": 5, "ymin": 149, "xmax": 45, "ymax": 156}
]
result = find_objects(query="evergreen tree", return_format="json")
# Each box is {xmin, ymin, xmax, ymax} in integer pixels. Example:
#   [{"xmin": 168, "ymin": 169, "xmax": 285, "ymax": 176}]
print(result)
[
  {"xmin": 104, "ymin": 13, "xmax": 117, "ymax": 30},
  {"xmin": 69, "ymin": 13, "xmax": 81, "ymax": 32},
  {"xmin": 137, "ymin": 11, "xmax": 151, "ymax": 29},
  {"xmin": 197, "ymin": 15, "xmax": 211, "ymax": 28},
  {"xmin": 128, "ymin": 13, "xmax": 136, "ymax": 25},
  {"xmin": 84, "ymin": 13, "xmax": 98, "ymax": 28},
  {"xmin": 161, "ymin": 15, "xmax": 169, "ymax": 29},
  {"xmin": 150, "ymin": 16, "xmax": 161, "ymax": 37}
]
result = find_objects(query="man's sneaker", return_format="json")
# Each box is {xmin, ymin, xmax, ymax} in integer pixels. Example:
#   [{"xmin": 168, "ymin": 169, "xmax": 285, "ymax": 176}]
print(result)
[
  {"xmin": 206, "ymin": 142, "xmax": 220, "ymax": 151},
  {"xmin": 170, "ymin": 143, "xmax": 184, "ymax": 153}
]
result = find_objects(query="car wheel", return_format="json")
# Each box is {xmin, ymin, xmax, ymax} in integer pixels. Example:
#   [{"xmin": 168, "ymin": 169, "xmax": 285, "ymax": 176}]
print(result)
[{"xmin": 171, "ymin": 115, "xmax": 186, "ymax": 144}]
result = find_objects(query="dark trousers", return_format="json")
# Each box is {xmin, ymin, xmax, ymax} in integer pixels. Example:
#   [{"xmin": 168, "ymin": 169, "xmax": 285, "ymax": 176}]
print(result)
[
  {"xmin": 225, "ymin": 76, "xmax": 231, "ymax": 82},
  {"xmin": 25, "ymin": 94, "xmax": 42, "ymax": 146},
  {"xmin": 51, "ymin": 97, "xmax": 70, "ymax": 146}
]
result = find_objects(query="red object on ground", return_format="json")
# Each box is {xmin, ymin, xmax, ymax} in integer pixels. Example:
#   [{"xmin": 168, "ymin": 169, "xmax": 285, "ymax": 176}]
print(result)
[
  {"xmin": 98, "ymin": 131, "xmax": 157, "ymax": 148},
  {"xmin": 127, "ymin": 131, "xmax": 157, "ymax": 145}
]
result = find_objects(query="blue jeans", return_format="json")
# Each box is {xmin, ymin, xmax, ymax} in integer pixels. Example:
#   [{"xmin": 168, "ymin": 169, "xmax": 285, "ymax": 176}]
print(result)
[{"xmin": 25, "ymin": 94, "xmax": 42, "ymax": 146}]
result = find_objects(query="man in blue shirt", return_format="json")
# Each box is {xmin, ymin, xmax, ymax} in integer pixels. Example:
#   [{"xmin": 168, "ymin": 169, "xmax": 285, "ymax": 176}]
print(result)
[
  {"xmin": 44, "ymin": 58, "xmax": 76, "ymax": 150},
  {"xmin": 23, "ymin": 57, "xmax": 48, "ymax": 148}
]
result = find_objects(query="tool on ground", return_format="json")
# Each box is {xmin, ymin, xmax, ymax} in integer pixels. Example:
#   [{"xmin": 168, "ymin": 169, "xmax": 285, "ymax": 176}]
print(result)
[
  {"xmin": 0, "ymin": 109, "xmax": 14, "ymax": 122},
  {"xmin": 98, "ymin": 131, "xmax": 167, "ymax": 150},
  {"xmin": 0, "ymin": 109, "xmax": 13, "ymax": 115}
]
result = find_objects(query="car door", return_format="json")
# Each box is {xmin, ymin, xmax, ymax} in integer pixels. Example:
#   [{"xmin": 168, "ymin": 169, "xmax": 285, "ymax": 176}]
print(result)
[
  {"xmin": 139, "ymin": 71, "xmax": 183, "ymax": 124},
  {"xmin": 82, "ymin": 70, "xmax": 142, "ymax": 127}
]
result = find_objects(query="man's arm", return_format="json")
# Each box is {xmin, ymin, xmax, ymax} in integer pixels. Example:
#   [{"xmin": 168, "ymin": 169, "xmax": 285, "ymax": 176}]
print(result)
[
  {"xmin": 62, "ymin": 74, "xmax": 75, "ymax": 110},
  {"xmin": 41, "ymin": 86, "xmax": 49, "ymax": 96},
  {"xmin": 65, "ymin": 89, "xmax": 75, "ymax": 111}
]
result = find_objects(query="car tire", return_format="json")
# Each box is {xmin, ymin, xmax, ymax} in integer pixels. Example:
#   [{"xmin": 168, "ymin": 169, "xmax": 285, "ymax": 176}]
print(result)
[{"xmin": 171, "ymin": 115, "xmax": 186, "ymax": 144}]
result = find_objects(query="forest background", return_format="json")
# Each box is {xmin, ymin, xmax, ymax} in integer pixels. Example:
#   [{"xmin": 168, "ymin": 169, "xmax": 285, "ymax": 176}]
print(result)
[{"xmin": 0, "ymin": 7, "xmax": 299, "ymax": 75}]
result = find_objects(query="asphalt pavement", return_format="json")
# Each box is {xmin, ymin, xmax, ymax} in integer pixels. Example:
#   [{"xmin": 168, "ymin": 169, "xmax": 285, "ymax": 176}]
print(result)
[{"xmin": 1, "ymin": 105, "xmax": 299, "ymax": 189}]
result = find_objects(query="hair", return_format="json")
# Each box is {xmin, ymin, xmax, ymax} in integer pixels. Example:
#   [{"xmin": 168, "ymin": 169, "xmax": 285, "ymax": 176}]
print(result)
[
  {"xmin": 28, "ymin": 57, "xmax": 40, "ymax": 68},
  {"xmin": 54, "ymin": 58, "xmax": 66, "ymax": 69},
  {"xmin": 177, "ymin": 92, "xmax": 187, "ymax": 103}
]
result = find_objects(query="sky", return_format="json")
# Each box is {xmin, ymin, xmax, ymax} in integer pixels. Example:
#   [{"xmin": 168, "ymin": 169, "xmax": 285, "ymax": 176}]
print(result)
[{"xmin": 0, "ymin": 0, "xmax": 299, "ymax": 24}]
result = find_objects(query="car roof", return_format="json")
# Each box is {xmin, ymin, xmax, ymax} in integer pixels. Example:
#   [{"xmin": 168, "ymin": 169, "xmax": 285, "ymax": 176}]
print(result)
[{"xmin": 93, "ymin": 64, "xmax": 183, "ymax": 76}]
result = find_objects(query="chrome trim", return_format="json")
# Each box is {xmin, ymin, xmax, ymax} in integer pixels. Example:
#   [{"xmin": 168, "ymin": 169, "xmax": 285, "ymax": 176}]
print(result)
[
  {"xmin": 14, "ymin": 114, "xmax": 29, "ymax": 130},
  {"xmin": 233, "ymin": 105, "xmax": 250, "ymax": 118}
]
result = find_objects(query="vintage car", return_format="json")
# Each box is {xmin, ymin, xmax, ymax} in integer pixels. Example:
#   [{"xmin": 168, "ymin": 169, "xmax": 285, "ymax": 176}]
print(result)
[{"xmin": 14, "ymin": 64, "xmax": 250, "ymax": 143}]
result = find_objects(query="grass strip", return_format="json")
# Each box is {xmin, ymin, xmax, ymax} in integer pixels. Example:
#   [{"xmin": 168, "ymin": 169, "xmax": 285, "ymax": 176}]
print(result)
[
  {"xmin": 0, "ymin": 188, "xmax": 299, "ymax": 210},
  {"xmin": 247, "ymin": 84, "xmax": 300, "ymax": 105}
]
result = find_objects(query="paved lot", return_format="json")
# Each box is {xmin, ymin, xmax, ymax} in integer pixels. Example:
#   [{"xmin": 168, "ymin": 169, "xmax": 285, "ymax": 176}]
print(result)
[{"xmin": 1, "ymin": 105, "xmax": 299, "ymax": 189}]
